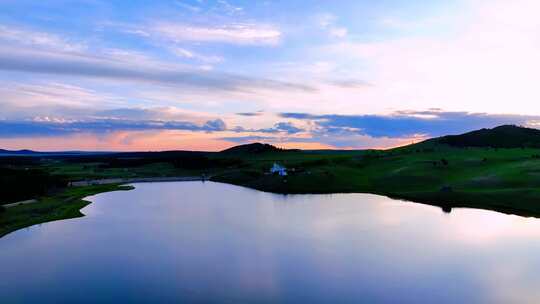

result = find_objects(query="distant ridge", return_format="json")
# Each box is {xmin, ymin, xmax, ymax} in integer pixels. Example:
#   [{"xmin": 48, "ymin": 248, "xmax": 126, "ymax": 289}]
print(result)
[
  {"xmin": 425, "ymin": 125, "xmax": 540, "ymax": 148},
  {"xmin": 0, "ymin": 149, "xmax": 41, "ymax": 156},
  {"xmin": 220, "ymin": 143, "xmax": 282, "ymax": 154},
  {"xmin": 7, "ymin": 125, "xmax": 540, "ymax": 155},
  {"xmin": 0, "ymin": 149, "xmax": 113, "ymax": 157}
]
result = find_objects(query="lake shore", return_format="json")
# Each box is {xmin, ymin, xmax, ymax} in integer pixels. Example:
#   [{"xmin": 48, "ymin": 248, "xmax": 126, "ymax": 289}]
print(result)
[
  {"xmin": 69, "ymin": 176, "xmax": 206, "ymax": 186},
  {"xmin": 0, "ymin": 184, "xmax": 134, "ymax": 238},
  {"xmin": 1, "ymin": 176, "xmax": 212, "ymax": 237},
  {"xmin": 7, "ymin": 143, "xmax": 540, "ymax": 238},
  {"xmin": 211, "ymin": 172, "xmax": 540, "ymax": 218},
  {"xmin": 4, "ymin": 171, "xmax": 540, "ymax": 239}
]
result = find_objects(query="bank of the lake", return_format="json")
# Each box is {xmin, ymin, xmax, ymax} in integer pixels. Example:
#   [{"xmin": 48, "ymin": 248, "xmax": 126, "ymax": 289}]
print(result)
[
  {"xmin": 3, "ymin": 181, "xmax": 540, "ymax": 303},
  {"xmin": 213, "ymin": 173, "xmax": 540, "ymax": 218},
  {"xmin": 0, "ymin": 176, "xmax": 210, "ymax": 238},
  {"xmin": 0, "ymin": 184, "xmax": 134, "ymax": 238},
  {"xmin": 6, "ymin": 155, "xmax": 540, "ymax": 239},
  {"xmin": 8, "ymin": 134, "xmax": 540, "ymax": 238}
]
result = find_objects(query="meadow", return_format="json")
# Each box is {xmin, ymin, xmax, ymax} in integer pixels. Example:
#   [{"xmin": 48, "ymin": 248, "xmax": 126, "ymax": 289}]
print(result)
[{"xmin": 4, "ymin": 125, "xmax": 540, "ymax": 236}]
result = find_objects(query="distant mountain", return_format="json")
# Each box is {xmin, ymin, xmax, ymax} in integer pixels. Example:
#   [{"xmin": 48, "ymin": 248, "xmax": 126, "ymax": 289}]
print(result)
[
  {"xmin": 424, "ymin": 125, "xmax": 540, "ymax": 148},
  {"xmin": 220, "ymin": 143, "xmax": 282, "ymax": 154},
  {"xmin": 0, "ymin": 149, "xmax": 113, "ymax": 157},
  {"xmin": 0, "ymin": 149, "xmax": 40, "ymax": 156}
]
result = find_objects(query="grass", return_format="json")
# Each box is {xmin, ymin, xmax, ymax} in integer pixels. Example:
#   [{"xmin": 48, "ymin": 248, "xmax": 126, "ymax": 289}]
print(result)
[
  {"xmin": 5, "ymin": 143, "xmax": 540, "ymax": 238},
  {"xmin": 212, "ymin": 146, "xmax": 540, "ymax": 217},
  {"xmin": 43, "ymin": 161, "xmax": 195, "ymax": 180},
  {"xmin": 0, "ymin": 184, "xmax": 134, "ymax": 238}
]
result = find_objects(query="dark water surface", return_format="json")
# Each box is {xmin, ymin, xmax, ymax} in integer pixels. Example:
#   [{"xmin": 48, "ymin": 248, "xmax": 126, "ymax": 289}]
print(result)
[{"xmin": 2, "ymin": 181, "xmax": 540, "ymax": 303}]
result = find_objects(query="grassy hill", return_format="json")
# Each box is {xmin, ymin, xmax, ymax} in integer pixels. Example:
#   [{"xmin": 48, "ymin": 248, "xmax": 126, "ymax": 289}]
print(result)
[
  {"xmin": 214, "ymin": 126, "xmax": 540, "ymax": 216},
  {"xmin": 424, "ymin": 125, "xmax": 540, "ymax": 148},
  {"xmin": 220, "ymin": 143, "xmax": 285, "ymax": 154}
]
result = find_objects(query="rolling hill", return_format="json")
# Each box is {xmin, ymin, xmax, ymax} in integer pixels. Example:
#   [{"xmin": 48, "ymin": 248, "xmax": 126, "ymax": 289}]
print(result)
[
  {"xmin": 220, "ymin": 143, "xmax": 284, "ymax": 154},
  {"xmin": 423, "ymin": 125, "xmax": 540, "ymax": 148}
]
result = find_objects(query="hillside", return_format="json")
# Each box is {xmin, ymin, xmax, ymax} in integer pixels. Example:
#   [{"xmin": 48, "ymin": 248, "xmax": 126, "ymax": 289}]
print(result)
[
  {"xmin": 424, "ymin": 125, "xmax": 540, "ymax": 148},
  {"xmin": 0, "ymin": 149, "xmax": 39, "ymax": 156},
  {"xmin": 0, "ymin": 149, "xmax": 112, "ymax": 157},
  {"xmin": 220, "ymin": 143, "xmax": 283, "ymax": 154}
]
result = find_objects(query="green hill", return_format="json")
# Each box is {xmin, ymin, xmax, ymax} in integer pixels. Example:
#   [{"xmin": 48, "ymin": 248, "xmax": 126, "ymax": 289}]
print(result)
[
  {"xmin": 425, "ymin": 125, "xmax": 540, "ymax": 148},
  {"xmin": 220, "ymin": 143, "xmax": 283, "ymax": 154}
]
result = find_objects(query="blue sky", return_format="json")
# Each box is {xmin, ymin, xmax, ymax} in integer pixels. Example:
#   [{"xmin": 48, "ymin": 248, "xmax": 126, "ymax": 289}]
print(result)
[{"xmin": 1, "ymin": 0, "xmax": 540, "ymax": 151}]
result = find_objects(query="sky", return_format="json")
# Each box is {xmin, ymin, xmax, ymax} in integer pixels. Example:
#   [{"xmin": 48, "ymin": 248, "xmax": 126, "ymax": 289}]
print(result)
[{"xmin": 2, "ymin": 0, "xmax": 540, "ymax": 151}]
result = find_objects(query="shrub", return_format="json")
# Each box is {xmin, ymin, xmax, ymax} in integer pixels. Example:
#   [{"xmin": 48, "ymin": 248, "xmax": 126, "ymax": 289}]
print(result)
[{"xmin": 0, "ymin": 168, "xmax": 67, "ymax": 203}]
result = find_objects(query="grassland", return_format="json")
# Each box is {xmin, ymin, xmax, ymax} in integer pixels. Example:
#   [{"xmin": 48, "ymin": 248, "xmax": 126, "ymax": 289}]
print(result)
[
  {"xmin": 0, "ymin": 184, "xmax": 133, "ymax": 238},
  {"xmin": 212, "ymin": 145, "xmax": 540, "ymax": 217},
  {"xmin": 6, "ymin": 126, "xmax": 540, "ymax": 238}
]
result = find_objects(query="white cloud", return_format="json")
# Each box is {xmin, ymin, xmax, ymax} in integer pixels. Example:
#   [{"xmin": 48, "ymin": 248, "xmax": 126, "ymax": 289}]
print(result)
[
  {"xmin": 329, "ymin": 27, "xmax": 348, "ymax": 38},
  {"xmin": 175, "ymin": 1, "xmax": 202, "ymax": 12},
  {"xmin": 0, "ymin": 82, "xmax": 112, "ymax": 108},
  {"xmin": 323, "ymin": 0, "xmax": 540, "ymax": 115},
  {"xmin": 216, "ymin": 0, "xmax": 243, "ymax": 15},
  {"xmin": 153, "ymin": 22, "xmax": 281, "ymax": 45},
  {"xmin": 0, "ymin": 25, "xmax": 86, "ymax": 52},
  {"xmin": 170, "ymin": 47, "xmax": 224, "ymax": 63},
  {"xmin": 0, "ymin": 44, "xmax": 311, "ymax": 94},
  {"xmin": 317, "ymin": 13, "xmax": 348, "ymax": 38}
]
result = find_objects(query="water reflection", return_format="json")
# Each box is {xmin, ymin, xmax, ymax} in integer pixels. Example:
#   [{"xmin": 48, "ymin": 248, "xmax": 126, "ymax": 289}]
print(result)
[{"xmin": 1, "ymin": 181, "xmax": 540, "ymax": 303}]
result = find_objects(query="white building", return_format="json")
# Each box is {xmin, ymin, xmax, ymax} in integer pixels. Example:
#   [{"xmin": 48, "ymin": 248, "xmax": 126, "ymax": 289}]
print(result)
[{"xmin": 270, "ymin": 163, "xmax": 287, "ymax": 176}]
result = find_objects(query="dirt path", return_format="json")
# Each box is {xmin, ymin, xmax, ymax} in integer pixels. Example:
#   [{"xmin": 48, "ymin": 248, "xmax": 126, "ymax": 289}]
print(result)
[
  {"xmin": 3, "ymin": 199, "xmax": 38, "ymax": 208},
  {"xmin": 2, "ymin": 176, "xmax": 206, "ymax": 209},
  {"xmin": 69, "ymin": 176, "xmax": 206, "ymax": 187}
]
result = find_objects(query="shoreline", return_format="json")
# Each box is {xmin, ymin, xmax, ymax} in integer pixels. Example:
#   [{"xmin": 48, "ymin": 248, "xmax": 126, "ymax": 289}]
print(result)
[
  {"xmin": 4, "ymin": 177, "xmax": 540, "ymax": 239},
  {"xmin": 0, "ymin": 177, "xmax": 209, "ymax": 238},
  {"xmin": 0, "ymin": 184, "xmax": 135, "ymax": 238},
  {"xmin": 69, "ymin": 176, "xmax": 205, "ymax": 187},
  {"xmin": 210, "ymin": 176, "xmax": 540, "ymax": 218}
]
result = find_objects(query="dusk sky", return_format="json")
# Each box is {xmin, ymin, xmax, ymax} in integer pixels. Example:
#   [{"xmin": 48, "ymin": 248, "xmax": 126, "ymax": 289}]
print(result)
[{"xmin": 2, "ymin": 0, "xmax": 540, "ymax": 151}]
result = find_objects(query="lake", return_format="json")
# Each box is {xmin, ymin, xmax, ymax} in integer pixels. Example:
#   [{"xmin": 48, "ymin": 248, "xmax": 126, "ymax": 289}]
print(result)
[{"xmin": 2, "ymin": 181, "xmax": 540, "ymax": 303}]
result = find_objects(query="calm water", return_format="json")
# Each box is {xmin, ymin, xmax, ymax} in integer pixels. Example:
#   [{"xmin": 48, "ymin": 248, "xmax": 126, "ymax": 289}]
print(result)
[{"xmin": 2, "ymin": 182, "xmax": 540, "ymax": 303}]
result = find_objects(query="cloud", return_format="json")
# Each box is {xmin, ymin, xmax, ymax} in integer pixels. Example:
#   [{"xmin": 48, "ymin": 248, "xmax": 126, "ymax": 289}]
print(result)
[
  {"xmin": 317, "ymin": 13, "xmax": 348, "ymax": 38},
  {"xmin": 0, "ymin": 48, "xmax": 313, "ymax": 93},
  {"xmin": 219, "ymin": 135, "xmax": 277, "ymax": 143},
  {"xmin": 94, "ymin": 108, "xmax": 165, "ymax": 120},
  {"xmin": 169, "ymin": 47, "xmax": 224, "ymax": 63},
  {"xmin": 260, "ymin": 122, "xmax": 304, "ymax": 134},
  {"xmin": 9, "ymin": 106, "xmax": 521, "ymax": 150},
  {"xmin": 219, "ymin": 132, "xmax": 418, "ymax": 150},
  {"xmin": 236, "ymin": 112, "xmax": 263, "ymax": 117},
  {"xmin": 203, "ymin": 119, "xmax": 227, "ymax": 131},
  {"xmin": 94, "ymin": 107, "xmax": 216, "ymax": 123},
  {"xmin": 175, "ymin": 1, "xmax": 202, "ymax": 12},
  {"xmin": 280, "ymin": 110, "xmax": 540, "ymax": 138},
  {"xmin": 0, "ymin": 25, "xmax": 86, "ymax": 52},
  {"xmin": 328, "ymin": 27, "xmax": 348, "ymax": 38},
  {"xmin": 0, "ymin": 118, "xmax": 228, "ymax": 138},
  {"xmin": 216, "ymin": 0, "xmax": 244, "ymax": 15},
  {"xmin": 329, "ymin": 79, "xmax": 372, "ymax": 89},
  {"xmin": 233, "ymin": 121, "xmax": 304, "ymax": 134},
  {"xmin": 322, "ymin": 0, "xmax": 540, "ymax": 114},
  {"xmin": 152, "ymin": 22, "xmax": 281, "ymax": 45},
  {"xmin": 0, "ymin": 82, "xmax": 112, "ymax": 110}
]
